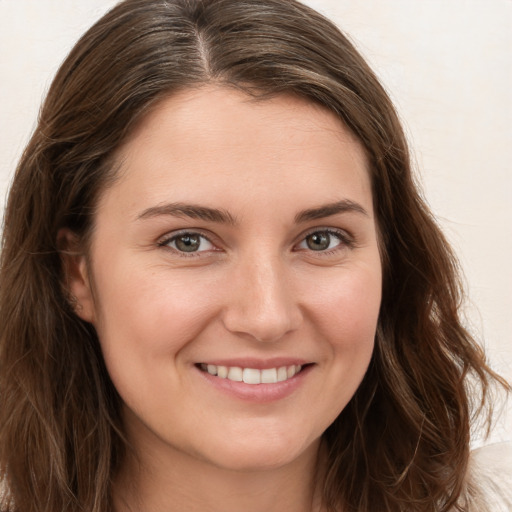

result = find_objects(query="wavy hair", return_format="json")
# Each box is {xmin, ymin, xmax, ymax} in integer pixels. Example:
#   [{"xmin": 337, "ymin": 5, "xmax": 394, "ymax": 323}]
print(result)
[{"xmin": 0, "ymin": 0, "xmax": 508, "ymax": 511}]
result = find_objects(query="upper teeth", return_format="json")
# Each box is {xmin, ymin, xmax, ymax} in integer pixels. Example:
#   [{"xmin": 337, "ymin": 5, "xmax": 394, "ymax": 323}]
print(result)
[{"xmin": 200, "ymin": 364, "xmax": 302, "ymax": 384}]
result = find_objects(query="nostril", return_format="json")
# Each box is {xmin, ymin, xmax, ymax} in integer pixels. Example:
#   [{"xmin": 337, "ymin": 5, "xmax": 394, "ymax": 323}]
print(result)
[{"xmin": 221, "ymin": 304, "xmax": 303, "ymax": 343}]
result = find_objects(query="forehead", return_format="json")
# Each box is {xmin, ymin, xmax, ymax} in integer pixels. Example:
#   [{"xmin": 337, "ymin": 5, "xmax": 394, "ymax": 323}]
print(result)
[{"xmin": 103, "ymin": 85, "xmax": 372, "ymax": 220}]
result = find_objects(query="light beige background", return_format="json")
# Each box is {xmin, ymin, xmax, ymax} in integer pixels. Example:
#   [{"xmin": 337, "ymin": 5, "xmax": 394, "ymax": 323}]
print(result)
[{"xmin": 0, "ymin": 1, "xmax": 510, "ymax": 443}]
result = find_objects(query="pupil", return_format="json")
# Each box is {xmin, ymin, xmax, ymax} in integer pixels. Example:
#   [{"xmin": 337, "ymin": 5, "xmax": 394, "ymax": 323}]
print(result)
[
  {"xmin": 307, "ymin": 232, "xmax": 330, "ymax": 251},
  {"xmin": 176, "ymin": 234, "xmax": 200, "ymax": 252}
]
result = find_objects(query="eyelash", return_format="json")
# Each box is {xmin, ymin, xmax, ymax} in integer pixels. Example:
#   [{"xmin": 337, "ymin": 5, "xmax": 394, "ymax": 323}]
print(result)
[
  {"xmin": 158, "ymin": 230, "xmax": 217, "ymax": 257},
  {"xmin": 294, "ymin": 228, "xmax": 354, "ymax": 255},
  {"xmin": 158, "ymin": 228, "xmax": 354, "ymax": 257}
]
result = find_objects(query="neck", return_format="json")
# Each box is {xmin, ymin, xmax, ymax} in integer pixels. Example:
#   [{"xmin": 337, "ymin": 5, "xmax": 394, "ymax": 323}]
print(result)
[{"xmin": 113, "ymin": 430, "xmax": 324, "ymax": 512}]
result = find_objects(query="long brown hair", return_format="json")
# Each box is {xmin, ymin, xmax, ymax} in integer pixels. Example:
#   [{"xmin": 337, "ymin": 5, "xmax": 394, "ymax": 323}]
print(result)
[{"xmin": 0, "ymin": 1, "xmax": 508, "ymax": 511}]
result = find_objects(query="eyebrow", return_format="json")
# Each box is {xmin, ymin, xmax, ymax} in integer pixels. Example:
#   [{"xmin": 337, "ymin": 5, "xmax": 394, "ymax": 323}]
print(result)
[
  {"xmin": 137, "ymin": 202, "xmax": 237, "ymax": 225},
  {"xmin": 137, "ymin": 199, "xmax": 368, "ymax": 225},
  {"xmin": 294, "ymin": 200, "xmax": 369, "ymax": 223}
]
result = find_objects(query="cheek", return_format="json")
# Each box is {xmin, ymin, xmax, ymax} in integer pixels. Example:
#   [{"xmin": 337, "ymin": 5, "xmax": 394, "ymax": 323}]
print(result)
[
  {"xmin": 90, "ymin": 264, "xmax": 225, "ymax": 416},
  {"xmin": 91, "ymin": 259, "xmax": 222, "ymax": 361},
  {"xmin": 307, "ymin": 263, "xmax": 381, "ymax": 402},
  {"xmin": 310, "ymin": 265, "xmax": 382, "ymax": 347},
  {"xmin": 289, "ymin": 265, "xmax": 381, "ymax": 435}
]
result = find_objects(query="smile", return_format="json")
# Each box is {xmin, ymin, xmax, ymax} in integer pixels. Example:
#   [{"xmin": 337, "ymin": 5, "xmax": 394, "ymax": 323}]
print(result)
[{"xmin": 199, "ymin": 363, "xmax": 302, "ymax": 384}]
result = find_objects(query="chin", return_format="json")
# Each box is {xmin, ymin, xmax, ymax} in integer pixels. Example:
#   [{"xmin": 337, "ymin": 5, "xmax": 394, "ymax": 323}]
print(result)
[{"xmin": 197, "ymin": 430, "xmax": 321, "ymax": 472}]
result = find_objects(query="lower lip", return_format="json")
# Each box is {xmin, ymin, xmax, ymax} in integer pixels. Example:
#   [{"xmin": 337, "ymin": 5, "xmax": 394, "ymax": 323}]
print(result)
[{"xmin": 196, "ymin": 365, "xmax": 313, "ymax": 403}]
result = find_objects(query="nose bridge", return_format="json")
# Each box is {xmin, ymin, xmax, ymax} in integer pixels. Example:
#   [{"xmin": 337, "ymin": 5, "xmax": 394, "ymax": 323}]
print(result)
[{"xmin": 222, "ymin": 249, "xmax": 302, "ymax": 342}]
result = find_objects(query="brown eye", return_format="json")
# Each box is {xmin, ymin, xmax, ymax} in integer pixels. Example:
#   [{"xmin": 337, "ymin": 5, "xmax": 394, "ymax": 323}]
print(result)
[
  {"xmin": 175, "ymin": 234, "xmax": 201, "ymax": 252},
  {"xmin": 164, "ymin": 232, "xmax": 215, "ymax": 253},
  {"xmin": 305, "ymin": 232, "xmax": 331, "ymax": 251},
  {"xmin": 297, "ymin": 230, "xmax": 346, "ymax": 252}
]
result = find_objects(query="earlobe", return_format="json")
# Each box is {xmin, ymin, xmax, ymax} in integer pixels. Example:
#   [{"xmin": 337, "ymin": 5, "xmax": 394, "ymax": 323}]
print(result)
[{"xmin": 57, "ymin": 228, "xmax": 96, "ymax": 323}]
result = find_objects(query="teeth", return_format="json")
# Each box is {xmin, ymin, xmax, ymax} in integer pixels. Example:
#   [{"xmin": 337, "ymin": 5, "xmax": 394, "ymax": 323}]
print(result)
[
  {"xmin": 200, "ymin": 364, "xmax": 303, "ymax": 384},
  {"xmin": 277, "ymin": 366, "xmax": 288, "ymax": 382},
  {"xmin": 261, "ymin": 368, "xmax": 277, "ymax": 383},
  {"xmin": 243, "ymin": 368, "xmax": 261, "ymax": 384},
  {"xmin": 227, "ymin": 366, "xmax": 243, "ymax": 381},
  {"xmin": 217, "ymin": 365, "xmax": 228, "ymax": 379}
]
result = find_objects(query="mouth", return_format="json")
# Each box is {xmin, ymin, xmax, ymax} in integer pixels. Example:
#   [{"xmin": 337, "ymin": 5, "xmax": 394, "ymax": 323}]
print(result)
[{"xmin": 197, "ymin": 363, "xmax": 306, "ymax": 385}]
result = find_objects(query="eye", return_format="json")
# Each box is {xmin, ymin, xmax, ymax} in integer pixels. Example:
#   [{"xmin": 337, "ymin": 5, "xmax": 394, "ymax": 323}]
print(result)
[
  {"xmin": 296, "ymin": 229, "xmax": 349, "ymax": 252},
  {"xmin": 160, "ymin": 232, "xmax": 215, "ymax": 254}
]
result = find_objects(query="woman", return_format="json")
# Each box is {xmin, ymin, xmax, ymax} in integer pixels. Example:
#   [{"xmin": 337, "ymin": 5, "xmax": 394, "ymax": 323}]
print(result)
[{"xmin": 0, "ymin": 0, "xmax": 509, "ymax": 511}]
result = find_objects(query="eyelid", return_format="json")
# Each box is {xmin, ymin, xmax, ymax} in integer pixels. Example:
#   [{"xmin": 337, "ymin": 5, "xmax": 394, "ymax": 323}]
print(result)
[
  {"xmin": 157, "ymin": 229, "xmax": 220, "ymax": 255},
  {"xmin": 156, "ymin": 226, "xmax": 355, "ymax": 257},
  {"xmin": 293, "ymin": 227, "xmax": 355, "ymax": 252}
]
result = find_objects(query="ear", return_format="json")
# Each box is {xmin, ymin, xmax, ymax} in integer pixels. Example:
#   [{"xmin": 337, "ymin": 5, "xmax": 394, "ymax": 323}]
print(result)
[{"xmin": 57, "ymin": 228, "xmax": 96, "ymax": 323}]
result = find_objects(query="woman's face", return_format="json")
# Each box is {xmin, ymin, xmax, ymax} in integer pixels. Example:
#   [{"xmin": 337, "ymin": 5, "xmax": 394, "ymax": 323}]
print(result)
[{"xmin": 71, "ymin": 86, "xmax": 382, "ymax": 471}]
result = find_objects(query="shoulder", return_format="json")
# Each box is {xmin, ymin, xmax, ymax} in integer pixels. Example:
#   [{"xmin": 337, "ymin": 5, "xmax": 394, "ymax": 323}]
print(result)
[{"xmin": 461, "ymin": 442, "xmax": 512, "ymax": 512}]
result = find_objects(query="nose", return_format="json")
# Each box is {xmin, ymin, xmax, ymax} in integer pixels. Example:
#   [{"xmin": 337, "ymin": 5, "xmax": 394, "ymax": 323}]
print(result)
[{"xmin": 221, "ymin": 255, "xmax": 303, "ymax": 343}]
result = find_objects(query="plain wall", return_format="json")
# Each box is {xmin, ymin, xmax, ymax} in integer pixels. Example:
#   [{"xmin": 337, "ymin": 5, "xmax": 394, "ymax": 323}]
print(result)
[{"xmin": 0, "ymin": 0, "xmax": 510, "ymax": 443}]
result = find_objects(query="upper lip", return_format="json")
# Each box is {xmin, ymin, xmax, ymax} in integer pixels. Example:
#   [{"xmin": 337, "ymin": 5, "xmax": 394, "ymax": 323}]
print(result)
[{"xmin": 197, "ymin": 358, "xmax": 311, "ymax": 369}]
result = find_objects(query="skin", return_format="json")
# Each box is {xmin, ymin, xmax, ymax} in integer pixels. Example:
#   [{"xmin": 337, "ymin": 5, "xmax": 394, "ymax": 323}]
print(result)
[{"xmin": 66, "ymin": 86, "xmax": 382, "ymax": 512}]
